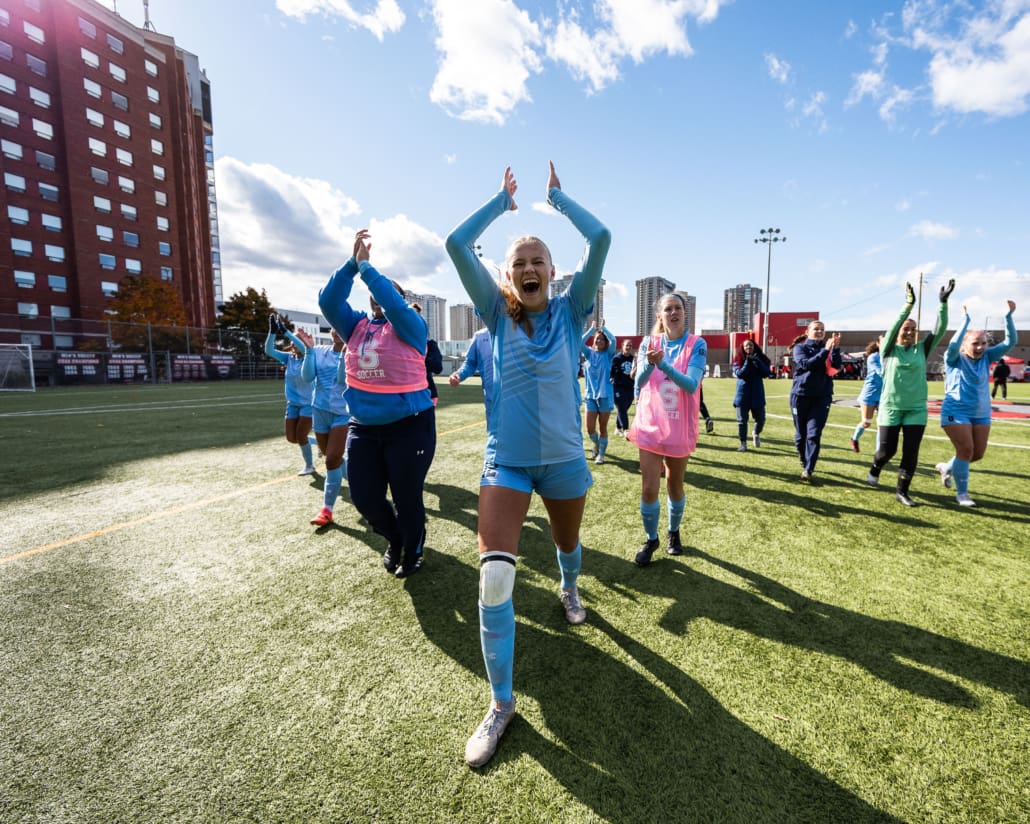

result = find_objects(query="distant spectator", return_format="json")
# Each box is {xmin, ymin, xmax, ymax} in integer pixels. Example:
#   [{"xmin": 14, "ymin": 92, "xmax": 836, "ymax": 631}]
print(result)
[
  {"xmin": 611, "ymin": 338, "xmax": 636, "ymax": 436},
  {"xmin": 992, "ymin": 357, "xmax": 1011, "ymax": 399},
  {"xmin": 731, "ymin": 339, "xmax": 772, "ymax": 451}
]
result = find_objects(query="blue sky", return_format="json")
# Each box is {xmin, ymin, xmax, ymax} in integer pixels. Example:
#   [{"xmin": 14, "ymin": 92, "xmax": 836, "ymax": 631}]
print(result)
[{"xmin": 103, "ymin": 0, "xmax": 1028, "ymax": 336}]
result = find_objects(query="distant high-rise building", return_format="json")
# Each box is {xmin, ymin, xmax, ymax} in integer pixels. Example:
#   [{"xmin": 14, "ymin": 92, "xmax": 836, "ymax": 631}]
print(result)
[
  {"xmin": 681, "ymin": 292, "xmax": 697, "ymax": 336},
  {"xmin": 723, "ymin": 283, "xmax": 763, "ymax": 333},
  {"xmin": 408, "ymin": 292, "xmax": 446, "ymax": 341},
  {"xmin": 550, "ymin": 276, "xmax": 605, "ymax": 329},
  {"xmin": 635, "ymin": 276, "xmax": 675, "ymax": 335},
  {"xmin": 0, "ymin": 0, "xmax": 219, "ymax": 340},
  {"xmin": 449, "ymin": 302, "xmax": 483, "ymax": 341}
]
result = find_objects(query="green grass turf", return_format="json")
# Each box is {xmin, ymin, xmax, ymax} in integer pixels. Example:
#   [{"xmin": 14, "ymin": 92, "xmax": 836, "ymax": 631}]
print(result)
[{"xmin": 1, "ymin": 378, "xmax": 1028, "ymax": 822}]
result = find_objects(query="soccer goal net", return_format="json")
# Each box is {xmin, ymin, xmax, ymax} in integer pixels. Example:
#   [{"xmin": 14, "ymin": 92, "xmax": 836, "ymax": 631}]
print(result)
[{"xmin": 0, "ymin": 343, "xmax": 36, "ymax": 392}]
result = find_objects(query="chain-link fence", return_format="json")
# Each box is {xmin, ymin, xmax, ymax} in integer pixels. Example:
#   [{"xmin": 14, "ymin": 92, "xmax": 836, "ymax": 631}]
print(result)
[{"xmin": 0, "ymin": 312, "xmax": 284, "ymax": 386}]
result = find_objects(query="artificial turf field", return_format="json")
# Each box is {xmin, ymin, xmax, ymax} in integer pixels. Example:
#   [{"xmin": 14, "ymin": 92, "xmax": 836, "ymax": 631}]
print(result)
[{"xmin": 1, "ymin": 378, "xmax": 1028, "ymax": 823}]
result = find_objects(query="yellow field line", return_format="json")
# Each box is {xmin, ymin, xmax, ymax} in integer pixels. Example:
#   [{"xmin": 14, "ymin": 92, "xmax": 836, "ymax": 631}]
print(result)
[{"xmin": 2, "ymin": 417, "xmax": 485, "ymax": 565}]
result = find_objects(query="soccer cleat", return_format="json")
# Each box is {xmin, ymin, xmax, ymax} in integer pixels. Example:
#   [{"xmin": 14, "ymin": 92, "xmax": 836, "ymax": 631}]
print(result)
[
  {"xmin": 753, "ymin": 433, "xmax": 761, "ymax": 448},
  {"xmin": 935, "ymin": 462, "xmax": 953, "ymax": 489},
  {"xmin": 634, "ymin": 537, "xmax": 660, "ymax": 567},
  {"xmin": 465, "ymin": 698, "xmax": 516, "ymax": 768},
  {"xmin": 705, "ymin": 418, "xmax": 715, "ymax": 434},
  {"xmin": 560, "ymin": 587, "xmax": 586, "ymax": 625},
  {"xmin": 667, "ymin": 530, "xmax": 683, "ymax": 556},
  {"xmin": 310, "ymin": 507, "xmax": 333, "ymax": 526},
  {"xmin": 395, "ymin": 525, "xmax": 426, "ymax": 579},
  {"xmin": 850, "ymin": 438, "xmax": 860, "ymax": 453},
  {"xmin": 896, "ymin": 491, "xmax": 916, "ymax": 507},
  {"xmin": 298, "ymin": 465, "xmax": 315, "ymax": 476},
  {"xmin": 590, "ymin": 445, "xmax": 600, "ymax": 460},
  {"xmin": 594, "ymin": 454, "xmax": 605, "ymax": 465},
  {"xmin": 737, "ymin": 443, "xmax": 747, "ymax": 452},
  {"xmin": 383, "ymin": 543, "xmax": 401, "ymax": 574},
  {"xmin": 865, "ymin": 472, "xmax": 879, "ymax": 487},
  {"xmin": 956, "ymin": 493, "xmax": 977, "ymax": 507},
  {"xmin": 800, "ymin": 470, "xmax": 811, "ymax": 483}
]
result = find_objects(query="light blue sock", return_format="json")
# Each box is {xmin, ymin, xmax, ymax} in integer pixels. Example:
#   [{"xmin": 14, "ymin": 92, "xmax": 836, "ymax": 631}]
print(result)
[
  {"xmin": 341, "ymin": 455, "xmax": 348, "ymax": 482},
  {"xmin": 852, "ymin": 423, "xmax": 865, "ymax": 441},
  {"xmin": 300, "ymin": 440, "xmax": 313, "ymax": 466},
  {"xmin": 556, "ymin": 542, "xmax": 581, "ymax": 591},
  {"xmin": 952, "ymin": 458, "xmax": 970, "ymax": 495},
  {"xmin": 479, "ymin": 599, "xmax": 515, "ymax": 703},
  {"xmin": 668, "ymin": 495, "xmax": 685, "ymax": 532},
  {"xmin": 943, "ymin": 456, "xmax": 955, "ymax": 473},
  {"xmin": 599, "ymin": 437, "xmax": 609, "ymax": 457},
  {"xmin": 640, "ymin": 498, "xmax": 660, "ymax": 541},
  {"xmin": 324, "ymin": 465, "xmax": 343, "ymax": 510},
  {"xmin": 589, "ymin": 432, "xmax": 600, "ymax": 447}
]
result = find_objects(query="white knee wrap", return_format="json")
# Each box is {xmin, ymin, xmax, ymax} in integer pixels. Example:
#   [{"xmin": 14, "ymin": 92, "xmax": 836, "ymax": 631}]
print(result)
[
  {"xmin": 479, "ymin": 552, "xmax": 517, "ymax": 606},
  {"xmin": 862, "ymin": 417, "xmax": 873, "ymax": 427}
]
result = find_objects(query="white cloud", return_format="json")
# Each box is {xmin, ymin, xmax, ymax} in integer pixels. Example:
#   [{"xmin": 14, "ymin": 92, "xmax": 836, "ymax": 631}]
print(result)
[
  {"xmin": 908, "ymin": 220, "xmax": 959, "ymax": 240},
  {"xmin": 214, "ymin": 157, "xmax": 447, "ymax": 313},
  {"xmin": 895, "ymin": 198, "xmax": 911, "ymax": 211},
  {"xmin": 802, "ymin": 90, "xmax": 829, "ymax": 132},
  {"xmin": 275, "ymin": 0, "xmax": 405, "ymax": 41},
  {"xmin": 845, "ymin": 19, "xmax": 858, "ymax": 39},
  {"xmin": 764, "ymin": 52, "xmax": 791, "ymax": 84},
  {"xmin": 444, "ymin": 153, "xmax": 457, "ymax": 165},
  {"xmin": 845, "ymin": 69, "xmax": 884, "ymax": 106},
  {"xmin": 429, "ymin": 0, "xmax": 543, "ymax": 124}
]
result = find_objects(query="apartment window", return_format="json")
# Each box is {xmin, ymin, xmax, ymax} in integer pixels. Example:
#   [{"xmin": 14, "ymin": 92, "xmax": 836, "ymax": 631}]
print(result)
[
  {"xmin": 91, "ymin": 166, "xmax": 109, "ymax": 185},
  {"xmin": 35, "ymin": 149, "xmax": 54, "ymax": 170},
  {"xmin": 4, "ymin": 171, "xmax": 26, "ymax": 191},
  {"xmin": 88, "ymin": 136, "xmax": 106, "ymax": 156},
  {"xmin": 23, "ymin": 21, "xmax": 44, "ymax": 44},
  {"xmin": 38, "ymin": 182, "xmax": 57, "ymax": 201},
  {"xmin": 150, "ymin": 138, "xmax": 164, "ymax": 156},
  {"xmin": 11, "ymin": 237, "xmax": 32, "ymax": 256},
  {"xmin": 146, "ymin": 85, "xmax": 159, "ymax": 103},
  {"xmin": 0, "ymin": 9, "xmax": 8, "ymax": 26},
  {"xmin": 84, "ymin": 77, "xmax": 101, "ymax": 98},
  {"xmin": 153, "ymin": 164, "xmax": 165, "ymax": 181},
  {"xmin": 0, "ymin": 71, "xmax": 13, "ymax": 93},
  {"xmin": 96, "ymin": 224, "xmax": 113, "ymax": 242},
  {"xmin": 51, "ymin": 305, "xmax": 71, "ymax": 320},
  {"xmin": 115, "ymin": 147, "xmax": 132, "ymax": 166},
  {"xmin": 98, "ymin": 252, "xmax": 115, "ymax": 269},
  {"xmin": 93, "ymin": 195, "xmax": 111, "ymax": 212},
  {"xmin": 123, "ymin": 230, "xmax": 139, "ymax": 247},
  {"xmin": 148, "ymin": 112, "xmax": 161, "ymax": 129},
  {"xmin": 144, "ymin": 58, "xmax": 157, "ymax": 76},
  {"xmin": 117, "ymin": 175, "xmax": 134, "ymax": 193},
  {"xmin": 32, "ymin": 118, "xmax": 52, "ymax": 139},
  {"xmin": 26, "ymin": 53, "xmax": 45, "ymax": 76},
  {"xmin": 1, "ymin": 138, "xmax": 21, "ymax": 159},
  {"xmin": 120, "ymin": 203, "xmax": 137, "ymax": 221},
  {"xmin": 49, "ymin": 274, "xmax": 67, "ymax": 292},
  {"xmin": 113, "ymin": 119, "xmax": 130, "ymax": 138},
  {"xmin": 111, "ymin": 90, "xmax": 127, "ymax": 110},
  {"xmin": 44, "ymin": 244, "xmax": 64, "ymax": 262},
  {"xmin": 24, "ymin": 0, "xmax": 41, "ymax": 12},
  {"xmin": 7, "ymin": 205, "xmax": 29, "ymax": 224},
  {"xmin": 106, "ymin": 32, "xmax": 123, "ymax": 54},
  {"xmin": 78, "ymin": 17, "xmax": 97, "ymax": 38},
  {"xmin": 54, "ymin": 334, "xmax": 73, "ymax": 349},
  {"xmin": 28, "ymin": 86, "xmax": 49, "ymax": 107},
  {"xmin": 160, "ymin": 266, "xmax": 172, "ymax": 281},
  {"xmin": 0, "ymin": 40, "xmax": 11, "ymax": 61},
  {"xmin": 125, "ymin": 258, "xmax": 141, "ymax": 274},
  {"xmin": 0, "ymin": 103, "xmax": 17, "ymax": 126},
  {"xmin": 154, "ymin": 190, "xmax": 167, "ymax": 206},
  {"xmin": 18, "ymin": 302, "xmax": 39, "ymax": 318},
  {"xmin": 101, "ymin": 280, "xmax": 118, "ymax": 297},
  {"xmin": 41, "ymin": 213, "xmax": 61, "ymax": 231},
  {"xmin": 21, "ymin": 333, "xmax": 42, "ymax": 346},
  {"xmin": 109, "ymin": 62, "xmax": 125, "ymax": 83},
  {"xmin": 86, "ymin": 106, "xmax": 104, "ymax": 127},
  {"xmin": 81, "ymin": 47, "xmax": 99, "ymax": 68},
  {"xmin": 156, "ymin": 216, "xmax": 169, "ymax": 231},
  {"xmin": 15, "ymin": 270, "xmax": 36, "ymax": 288},
  {"xmin": 158, "ymin": 241, "xmax": 171, "ymax": 256}
]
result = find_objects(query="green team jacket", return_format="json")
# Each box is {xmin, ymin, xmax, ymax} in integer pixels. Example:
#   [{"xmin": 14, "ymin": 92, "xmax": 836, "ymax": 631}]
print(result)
[{"xmin": 879, "ymin": 300, "xmax": 948, "ymax": 417}]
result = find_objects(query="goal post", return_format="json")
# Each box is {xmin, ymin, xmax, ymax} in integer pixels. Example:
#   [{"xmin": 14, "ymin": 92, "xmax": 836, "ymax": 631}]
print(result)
[{"xmin": 0, "ymin": 343, "xmax": 37, "ymax": 392}]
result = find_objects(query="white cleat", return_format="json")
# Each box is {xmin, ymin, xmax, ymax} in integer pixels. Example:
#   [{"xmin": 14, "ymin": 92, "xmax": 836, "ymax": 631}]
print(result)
[
  {"xmin": 956, "ymin": 493, "xmax": 977, "ymax": 507},
  {"xmin": 465, "ymin": 698, "xmax": 516, "ymax": 768},
  {"xmin": 298, "ymin": 465, "xmax": 315, "ymax": 476}
]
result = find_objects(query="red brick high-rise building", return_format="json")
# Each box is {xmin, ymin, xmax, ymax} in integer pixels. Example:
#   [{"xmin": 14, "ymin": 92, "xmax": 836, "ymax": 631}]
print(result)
[{"xmin": 1, "ymin": 0, "xmax": 220, "ymax": 343}]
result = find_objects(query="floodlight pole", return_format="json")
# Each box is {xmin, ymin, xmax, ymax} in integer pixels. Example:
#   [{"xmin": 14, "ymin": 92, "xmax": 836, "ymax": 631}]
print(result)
[{"xmin": 753, "ymin": 228, "xmax": 786, "ymax": 349}]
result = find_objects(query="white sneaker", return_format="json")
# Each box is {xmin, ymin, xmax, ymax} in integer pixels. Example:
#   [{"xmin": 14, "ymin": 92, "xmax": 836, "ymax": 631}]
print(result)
[
  {"xmin": 935, "ymin": 462, "xmax": 952, "ymax": 489},
  {"xmin": 560, "ymin": 587, "xmax": 586, "ymax": 625},
  {"xmin": 298, "ymin": 465, "xmax": 315, "ymax": 476},
  {"xmin": 956, "ymin": 493, "xmax": 977, "ymax": 507},
  {"xmin": 465, "ymin": 698, "xmax": 516, "ymax": 768},
  {"xmin": 865, "ymin": 472, "xmax": 879, "ymax": 486},
  {"xmin": 753, "ymin": 433, "xmax": 761, "ymax": 448},
  {"xmin": 594, "ymin": 454, "xmax": 605, "ymax": 465},
  {"xmin": 590, "ymin": 445, "xmax": 600, "ymax": 459}
]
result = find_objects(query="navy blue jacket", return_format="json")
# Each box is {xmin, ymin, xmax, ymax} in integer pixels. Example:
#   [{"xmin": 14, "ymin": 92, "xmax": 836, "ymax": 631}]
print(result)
[
  {"xmin": 733, "ymin": 355, "xmax": 771, "ymax": 407},
  {"xmin": 791, "ymin": 339, "xmax": 842, "ymax": 398}
]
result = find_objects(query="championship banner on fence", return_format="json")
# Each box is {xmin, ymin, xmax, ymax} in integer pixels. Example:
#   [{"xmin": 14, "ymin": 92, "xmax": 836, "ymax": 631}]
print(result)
[{"xmin": 54, "ymin": 352, "xmax": 104, "ymax": 385}]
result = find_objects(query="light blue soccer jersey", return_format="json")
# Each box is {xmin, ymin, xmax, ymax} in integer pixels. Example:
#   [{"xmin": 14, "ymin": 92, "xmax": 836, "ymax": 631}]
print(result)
[
  {"xmin": 942, "ymin": 311, "xmax": 1017, "ymax": 420},
  {"xmin": 581, "ymin": 326, "xmax": 615, "ymax": 402},
  {"xmin": 304, "ymin": 345, "xmax": 349, "ymax": 417}
]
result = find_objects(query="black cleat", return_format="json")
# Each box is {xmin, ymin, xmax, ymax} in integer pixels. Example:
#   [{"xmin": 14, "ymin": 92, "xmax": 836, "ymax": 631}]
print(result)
[
  {"xmin": 635, "ymin": 537, "xmax": 660, "ymax": 567},
  {"xmin": 666, "ymin": 530, "xmax": 683, "ymax": 556}
]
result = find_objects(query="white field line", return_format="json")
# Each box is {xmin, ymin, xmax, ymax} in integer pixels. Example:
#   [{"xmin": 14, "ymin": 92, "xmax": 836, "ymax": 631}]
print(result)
[{"xmin": 0, "ymin": 398, "xmax": 280, "ymax": 417}]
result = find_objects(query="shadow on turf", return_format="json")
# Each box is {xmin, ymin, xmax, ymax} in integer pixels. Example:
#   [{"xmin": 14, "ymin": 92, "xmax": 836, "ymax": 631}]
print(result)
[{"xmin": 410, "ymin": 549, "xmax": 900, "ymax": 822}]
